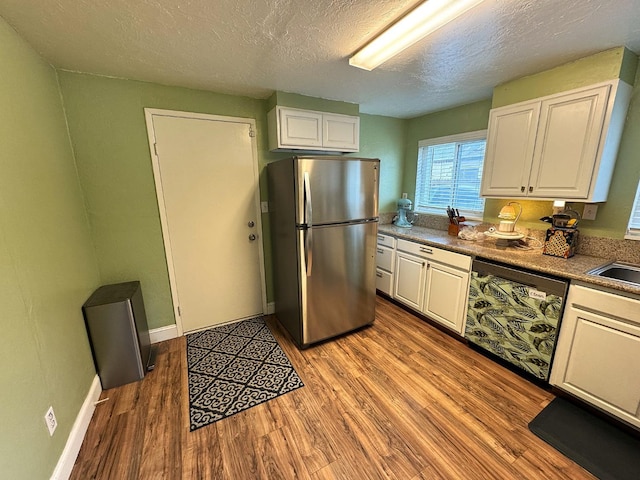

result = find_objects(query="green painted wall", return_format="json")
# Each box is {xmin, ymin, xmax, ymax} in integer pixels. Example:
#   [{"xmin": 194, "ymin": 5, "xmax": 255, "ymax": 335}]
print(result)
[
  {"xmin": 593, "ymin": 62, "xmax": 640, "ymax": 238},
  {"xmin": 0, "ymin": 19, "xmax": 100, "ymax": 479},
  {"xmin": 620, "ymin": 47, "xmax": 639, "ymax": 86},
  {"xmin": 351, "ymin": 114, "xmax": 406, "ymax": 213},
  {"xmin": 0, "ymin": 17, "xmax": 637, "ymax": 480},
  {"xmin": 2, "ymin": 13, "xmax": 636, "ymax": 479},
  {"xmin": 402, "ymin": 99, "xmax": 493, "ymax": 207},
  {"xmin": 486, "ymin": 47, "xmax": 640, "ymax": 237},
  {"xmin": 398, "ymin": 48, "xmax": 640, "ymax": 238},
  {"xmin": 57, "ymin": 73, "xmax": 402, "ymax": 331},
  {"xmin": 264, "ymin": 92, "xmax": 400, "ymax": 206},
  {"xmin": 492, "ymin": 47, "xmax": 634, "ymax": 107},
  {"xmin": 57, "ymin": 72, "xmax": 275, "ymax": 329},
  {"xmin": 267, "ymin": 91, "xmax": 359, "ymax": 115}
]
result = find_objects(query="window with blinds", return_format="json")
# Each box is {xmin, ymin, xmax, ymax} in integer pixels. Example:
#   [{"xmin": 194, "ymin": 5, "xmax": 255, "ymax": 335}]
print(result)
[
  {"xmin": 626, "ymin": 179, "xmax": 640, "ymax": 240},
  {"xmin": 415, "ymin": 130, "xmax": 487, "ymax": 218}
]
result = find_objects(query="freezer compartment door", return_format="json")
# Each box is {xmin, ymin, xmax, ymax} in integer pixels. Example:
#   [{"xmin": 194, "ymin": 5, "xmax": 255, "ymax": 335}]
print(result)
[
  {"xmin": 299, "ymin": 221, "xmax": 377, "ymax": 345},
  {"xmin": 295, "ymin": 157, "xmax": 379, "ymax": 226},
  {"xmin": 465, "ymin": 270, "xmax": 565, "ymax": 381}
]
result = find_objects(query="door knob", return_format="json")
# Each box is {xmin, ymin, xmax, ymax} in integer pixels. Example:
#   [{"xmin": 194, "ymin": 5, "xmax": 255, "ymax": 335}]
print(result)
[
  {"xmin": 248, "ymin": 221, "xmax": 255, "ymax": 228},
  {"xmin": 248, "ymin": 234, "xmax": 256, "ymax": 241}
]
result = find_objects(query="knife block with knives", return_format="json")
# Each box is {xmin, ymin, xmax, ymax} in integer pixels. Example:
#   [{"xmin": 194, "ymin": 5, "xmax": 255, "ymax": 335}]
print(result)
[{"xmin": 446, "ymin": 206, "xmax": 465, "ymax": 236}]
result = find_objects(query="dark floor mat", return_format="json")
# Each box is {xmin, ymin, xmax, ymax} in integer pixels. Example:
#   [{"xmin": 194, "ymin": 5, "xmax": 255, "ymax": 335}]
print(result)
[
  {"xmin": 186, "ymin": 317, "xmax": 304, "ymax": 431},
  {"xmin": 529, "ymin": 397, "xmax": 640, "ymax": 480}
]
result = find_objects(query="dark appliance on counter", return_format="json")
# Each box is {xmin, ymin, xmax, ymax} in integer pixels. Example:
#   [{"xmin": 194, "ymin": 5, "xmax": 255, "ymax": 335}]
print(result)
[
  {"xmin": 543, "ymin": 227, "xmax": 578, "ymax": 258},
  {"xmin": 465, "ymin": 260, "xmax": 569, "ymax": 382},
  {"xmin": 267, "ymin": 156, "xmax": 379, "ymax": 348},
  {"xmin": 540, "ymin": 210, "xmax": 580, "ymax": 258},
  {"xmin": 83, "ymin": 281, "xmax": 156, "ymax": 389}
]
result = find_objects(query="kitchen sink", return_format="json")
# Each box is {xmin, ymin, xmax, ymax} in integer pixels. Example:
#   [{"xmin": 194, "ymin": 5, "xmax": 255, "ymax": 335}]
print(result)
[{"xmin": 587, "ymin": 262, "xmax": 640, "ymax": 286}]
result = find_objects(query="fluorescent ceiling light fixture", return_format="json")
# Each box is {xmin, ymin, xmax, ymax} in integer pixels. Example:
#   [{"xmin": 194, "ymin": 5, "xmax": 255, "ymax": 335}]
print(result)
[{"xmin": 349, "ymin": 0, "xmax": 485, "ymax": 71}]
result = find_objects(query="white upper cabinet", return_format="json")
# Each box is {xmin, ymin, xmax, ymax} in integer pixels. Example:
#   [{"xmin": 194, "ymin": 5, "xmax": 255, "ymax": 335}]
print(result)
[
  {"xmin": 531, "ymin": 85, "xmax": 610, "ymax": 198},
  {"xmin": 481, "ymin": 80, "xmax": 632, "ymax": 201},
  {"xmin": 268, "ymin": 106, "xmax": 360, "ymax": 152},
  {"xmin": 481, "ymin": 101, "xmax": 541, "ymax": 197},
  {"xmin": 322, "ymin": 113, "xmax": 360, "ymax": 150},
  {"xmin": 276, "ymin": 108, "xmax": 323, "ymax": 148}
]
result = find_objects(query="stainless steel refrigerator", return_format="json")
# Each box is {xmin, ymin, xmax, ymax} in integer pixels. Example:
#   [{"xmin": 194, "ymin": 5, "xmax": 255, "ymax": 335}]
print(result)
[{"xmin": 267, "ymin": 156, "xmax": 379, "ymax": 348}]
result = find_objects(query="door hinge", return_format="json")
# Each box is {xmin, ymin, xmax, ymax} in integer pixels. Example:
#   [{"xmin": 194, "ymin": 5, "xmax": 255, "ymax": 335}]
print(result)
[
  {"xmin": 249, "ymin": 126, "xmax": 256, "ymax": 138},
  {"xmin": 154, "ymin": 143, "xmax": 158, "ymax": 156},
  {"xmin": 177, "ymin": 306, "xmax": 181, "ymax": 316}
]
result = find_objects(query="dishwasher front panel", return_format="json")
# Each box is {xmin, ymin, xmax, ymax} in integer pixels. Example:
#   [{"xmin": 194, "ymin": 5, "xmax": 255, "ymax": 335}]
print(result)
[{"xmin": 465, "ymin": 261, "xmax": 568, "ymax": 381}]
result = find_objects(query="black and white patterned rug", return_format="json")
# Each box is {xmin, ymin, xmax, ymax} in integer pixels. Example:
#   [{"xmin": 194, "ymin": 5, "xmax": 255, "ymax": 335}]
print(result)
[{"xmin": 186, "ymin": 316, "xmax": 304, "ymax": 431}]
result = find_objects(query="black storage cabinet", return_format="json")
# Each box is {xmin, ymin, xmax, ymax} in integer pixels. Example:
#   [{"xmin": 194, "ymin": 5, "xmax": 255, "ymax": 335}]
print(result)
[{"xmin": 82, "ymin": 281, "xmax": 152, "ymax": 389}]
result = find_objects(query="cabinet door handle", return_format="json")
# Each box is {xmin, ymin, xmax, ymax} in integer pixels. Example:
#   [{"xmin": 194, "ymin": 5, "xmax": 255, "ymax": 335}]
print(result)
[
  {"xmin": 419, "ymin": 247, "xmax": 433, "ymax": 254},
  {"xmin": 377, "ymin": 235, "xmax": 385, "ymax": 242},
  {"xmin": 376, "ymin": 272, "xmax": 383, "ymax": 278},
  {"xmin": 529, "ymin": 186, "xmax": 533, "ymax": 193},
  {"xmin": 521, "ymin": 186, "xmax": 525, "ymax": 192},
  {"xmin": 377, "ymin": 248, "xmax": 384, "ymax": 254}
]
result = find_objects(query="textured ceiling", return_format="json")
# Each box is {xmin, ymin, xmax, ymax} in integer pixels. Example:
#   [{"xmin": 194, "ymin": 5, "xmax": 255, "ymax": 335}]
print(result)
[{"xmin": 1, "ymin": 0, "xmax": 640, "ymax": 118}]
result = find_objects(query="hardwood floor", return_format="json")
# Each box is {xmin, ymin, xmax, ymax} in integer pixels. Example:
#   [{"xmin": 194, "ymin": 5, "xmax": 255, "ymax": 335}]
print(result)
[{"xmin": 70, "ymin": 296, "xmax": 595, "ymax": 479}]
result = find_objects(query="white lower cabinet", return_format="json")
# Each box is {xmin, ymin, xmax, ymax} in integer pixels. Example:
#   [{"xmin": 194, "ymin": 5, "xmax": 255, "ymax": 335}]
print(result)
[
  {"xmin": 375, "ymin": 234, "xmax": 396, "ymax": 296},
  {"xmin": 375, "ymin": 269, "xmax": 393, "ymax": 295},
  {"xmin": 393, "ymin": 239, "xmax": 470, "ymax": 335},
  {"xmin": 424, "ymin": 262, "xmax": 469, "ymax": 334},
  {"xmin": 376, "ymin": 244, "xmax": 394, "ymax": 272},
  {"xmin": 550, "ymin": 284, "xmax": 640, "ymax": 429},
  {"xmin": 394, "ymin": 251, "xmax": 427, "ymax": 310}
]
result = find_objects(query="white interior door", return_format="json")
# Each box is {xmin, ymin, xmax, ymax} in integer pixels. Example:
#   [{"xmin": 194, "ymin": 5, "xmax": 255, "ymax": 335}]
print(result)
[{"xmin": 145, "ymin": 109, "xmax": 266, "ymax": 333}]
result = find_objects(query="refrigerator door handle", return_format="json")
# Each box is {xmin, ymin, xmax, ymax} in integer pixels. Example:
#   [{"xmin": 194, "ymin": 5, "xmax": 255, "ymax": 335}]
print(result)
[
  {"xmin": 305, "ymin": 227, "xmax": 313, "ymax": 277},
  {"xmin": 303, "ymin": 171, "xmax": 313, "ymax": 276},
  {"xmin": 303, "ymin": 171, "xmax": 312, "ymax": 227}
]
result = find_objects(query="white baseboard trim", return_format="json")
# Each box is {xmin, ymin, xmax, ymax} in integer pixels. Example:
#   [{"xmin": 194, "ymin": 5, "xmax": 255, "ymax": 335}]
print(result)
[
  {"xmin": 149, "ymin": 314, "xmax": 273, "ymax": 342},
  {"xmin": 51, "ymin": 375, "xmax": 102, "ymax": 480},
  {"xmin": 149, "ymin": 324, "xmax": 179, "ymax": 344}
]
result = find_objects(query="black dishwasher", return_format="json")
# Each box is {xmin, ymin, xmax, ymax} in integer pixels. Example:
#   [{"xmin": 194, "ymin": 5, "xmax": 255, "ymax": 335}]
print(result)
[{"xmin": 465, "ymin": 259, "xmax": 569, "ymax": 381}]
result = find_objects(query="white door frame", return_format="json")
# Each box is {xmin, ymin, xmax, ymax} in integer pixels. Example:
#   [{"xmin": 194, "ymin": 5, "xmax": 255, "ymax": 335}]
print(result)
[{"xmin": 144, "ymin": 108, "xmax": 267, "ymax": 336}]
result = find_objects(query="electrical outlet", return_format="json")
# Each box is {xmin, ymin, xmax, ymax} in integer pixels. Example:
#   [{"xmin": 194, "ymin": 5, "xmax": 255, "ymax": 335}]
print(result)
[
  {"xmin": 582, "ymin": 204, "xmax": 598, "ymax": 221},
  {"xmin": 44, "ymin": 406, "xmax": 57, "ymax": 436}
]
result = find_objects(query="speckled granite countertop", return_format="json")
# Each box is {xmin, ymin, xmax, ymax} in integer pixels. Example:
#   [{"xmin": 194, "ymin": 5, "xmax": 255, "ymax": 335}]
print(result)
[{"xmin": 378, "ymin": 224, "xmax": 640, "ymax": 296}]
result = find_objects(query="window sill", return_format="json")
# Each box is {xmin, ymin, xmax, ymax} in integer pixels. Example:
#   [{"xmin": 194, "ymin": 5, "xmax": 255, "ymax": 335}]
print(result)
[{"xmin": 414, "ymin": 210, "xmax": 484, "ymax": 222}]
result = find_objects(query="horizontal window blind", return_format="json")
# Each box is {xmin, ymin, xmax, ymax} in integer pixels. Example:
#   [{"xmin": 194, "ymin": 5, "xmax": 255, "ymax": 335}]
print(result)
[
  {"xmin": 415, "ymin": 131, "xmax": 486, "ymax": 218},
  {"xmin": 626, "ymin": 180, "xmax": 640, "ymax": 240}
]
